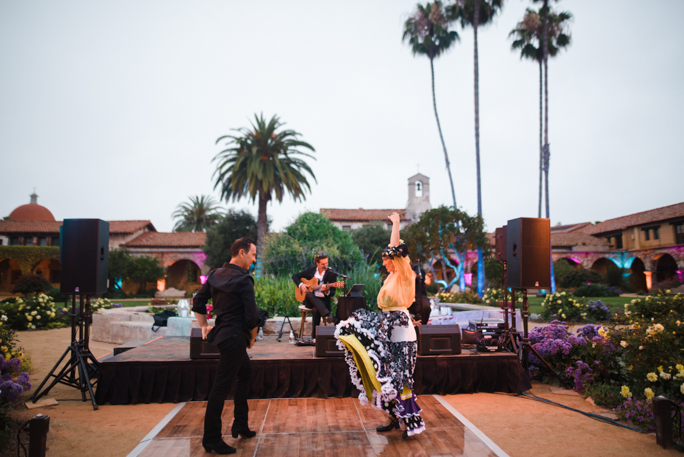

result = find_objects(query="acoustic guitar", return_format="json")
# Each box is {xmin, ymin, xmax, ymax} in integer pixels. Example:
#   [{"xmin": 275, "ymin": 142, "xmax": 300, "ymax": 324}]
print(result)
[
  {"xmin": 248, "ymin": 327, "xmax": 258, "ymax": 349},
  {"xmin": 295, "ymin": 277, "xmax": 345, "ymax": 302}
]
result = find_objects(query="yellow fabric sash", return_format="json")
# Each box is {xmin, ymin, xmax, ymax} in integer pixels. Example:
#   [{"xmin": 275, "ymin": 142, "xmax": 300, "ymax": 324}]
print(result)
[{"xmin": 338, "ymin": 334, "xmax": 381, "ymax": 400}]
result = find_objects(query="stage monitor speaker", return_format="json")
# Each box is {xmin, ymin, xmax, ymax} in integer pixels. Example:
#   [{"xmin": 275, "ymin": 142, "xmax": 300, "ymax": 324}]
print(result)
[
  {"xmin": 416, "ymin": 324, "xmax": 461, "ymax": 355},
  {"xmin": 506, "ymin": 217, "xmax": 550, "ymax": 289},
  {"xmin": 315, "ymin": 326, "xmax": 344, "ymax": 357},
  {"xmin": 495, "ymin": 226, "xmax": 507, "ymax": 262},
  {"xmin": 60, "ymin": 219, "xmax": 109, "ymax": 295},
  {"xmin": 190, "ymin": 327, "xmax": 220, "ymax": 359}
]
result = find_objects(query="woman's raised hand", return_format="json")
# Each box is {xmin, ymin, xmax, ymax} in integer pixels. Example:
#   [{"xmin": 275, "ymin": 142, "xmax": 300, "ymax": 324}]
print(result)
[{"xmin": 388, "ymin": 212, "xmax": 401, "ymax": 225}]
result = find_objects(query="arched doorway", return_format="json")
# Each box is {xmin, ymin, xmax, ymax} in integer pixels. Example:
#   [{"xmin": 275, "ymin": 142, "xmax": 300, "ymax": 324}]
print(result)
[
  {"xmin": 560, "ymin": 257, "xmax": 581, "ymax": 268},
  {"xmin": 654, "ymin": 253, "xmax": 679, "ymax": 284},
  {"xmin": 629, "ymin": 258, "xmax": 647, "ymax": 292},
  {"xmin": 0, "ymin": 259, "xmax": 23, "ymax": 293},
  {"xmin": 33, "ymin": 259, "xmax": 61, "ymax": 286},
  {"xmin": 166, "ymin": 259, "xmax": 202, "ymax": 293}
]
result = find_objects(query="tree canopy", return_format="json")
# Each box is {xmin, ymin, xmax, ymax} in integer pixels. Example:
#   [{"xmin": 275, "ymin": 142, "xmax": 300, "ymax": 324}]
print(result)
[
  {"xmin": 350, "ymin": 222, "xmax": 390, "ymax": 267},
  {"xmin": 261, "ymin": 212, "xmax": 364, "ymax": 277},
  {"xmin": 203, "ymin": 209, "xmax": 260, "ymax": 270},
  {"xmin": 171, "ymin": 195, "xmax": 223, "ymax": 232}
]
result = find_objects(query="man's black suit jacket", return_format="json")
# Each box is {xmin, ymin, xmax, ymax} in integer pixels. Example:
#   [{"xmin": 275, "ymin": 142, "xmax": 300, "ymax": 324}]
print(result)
[{"xmin": 292, "ymin": 266, "xmax": 338, "ymax": 307}]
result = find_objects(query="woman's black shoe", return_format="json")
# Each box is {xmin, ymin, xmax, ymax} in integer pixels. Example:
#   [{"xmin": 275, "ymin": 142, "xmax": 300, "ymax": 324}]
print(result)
[
  {"xmin": 202, "ymin": 439, "xmax": 236, "ymax": 454},
  {"xmin": 231, "ymin": 428, "xmax": 257, "ymax": 439},
  {"xmin": 376, "ymin": 418, "xmax": 400, "ymax": 432},
  {"xmin": 402, "ymin": 430, "xmax": 408, "ymax": 439}
]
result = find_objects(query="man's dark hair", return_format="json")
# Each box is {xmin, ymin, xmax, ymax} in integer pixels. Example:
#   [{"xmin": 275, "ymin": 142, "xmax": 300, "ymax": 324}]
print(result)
[
  {"xmin": 231, "ymin": 237, "xmax": 256, "ymax": 257},
  {"xmin": 314, "ymin": 251, "xmax": 328, "ymax": 263}
]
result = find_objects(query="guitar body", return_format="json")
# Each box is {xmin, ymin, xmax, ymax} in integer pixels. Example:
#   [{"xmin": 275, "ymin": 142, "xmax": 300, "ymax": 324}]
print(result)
[
  {"xmin": 248, "ymin": 327, "xmax": 258, "ymax": 349},
  {"xmin": 295, "ymin": 277, "xmax": 345, "ymax": 302}
]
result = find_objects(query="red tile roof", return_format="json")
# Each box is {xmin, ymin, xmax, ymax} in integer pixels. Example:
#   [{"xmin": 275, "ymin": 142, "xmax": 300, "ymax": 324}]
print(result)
[
  {"xmin": 124, "ymin": 232, "xmax": 206, "ymax": 248},
  {"xmin": 552, "ymin": 231, "xmax": 610, "ymax": 248},
  {"xmin": 0, "ymin": 220, "xmax": 62, "ymax": 234},
  {"xmin": 584, "ymin": 202, "xmax": 684, "ymax": 235},
  {"xmin": 109, "ymin": 220, "xmax": 156, "ymax": 234},
  {"xmin": 0, "ymin": 220, "xmax": 156, "ymax": 235},
  {"xmin": 320, "ymin": 208, "xmax": 408, "ymax": 222},
  {"xmin": 9, "ymin": 204, "xmax": 56, "ymax": 222},
  {"xmin": 551, "ymin": 222, "xmax": 593, "ymax": 233}
]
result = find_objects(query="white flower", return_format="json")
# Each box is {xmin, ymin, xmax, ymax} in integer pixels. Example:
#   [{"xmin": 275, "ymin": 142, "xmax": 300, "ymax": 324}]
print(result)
[
  {"xmin": 36, "ymin": 315, "xmax": 41, "ymax": 320},
  {"xmin": 681, "ymin": 383, "xmax": 684, "ymax": 395},
  {"xmin": 620, "ymin": 341, "xmax": 628, "ymax": 348},
  {"xmin": 0, "ymin": 315, "xmax": 7, "ymax": 322},
  {"xmin": 557, "ymin": 300, "xmax": 562, "ymax": 304},
  {"xmin": 660, "ymin": 371, "xmax": 672, "ymax": 380},
  {"xmin": 639, "ymin": 346, "xmax": 644, "ymax": 350},
  {"xmin": 31, "ymin": 311, "xmax": 37, "ymax": 316}
]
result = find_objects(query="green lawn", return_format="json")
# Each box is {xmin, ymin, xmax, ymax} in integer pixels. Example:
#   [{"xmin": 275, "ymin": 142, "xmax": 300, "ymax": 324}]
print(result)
[{"xmin": 110, "ymin": 299, "xmax": 155, "ymax": 308}]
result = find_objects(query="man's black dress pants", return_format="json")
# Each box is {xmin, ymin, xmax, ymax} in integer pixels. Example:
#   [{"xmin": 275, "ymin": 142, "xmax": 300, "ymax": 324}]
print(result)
[
  {"xmin": 303, "ymin": 292, "xmax": 330, "ymax": 339},
  {"xmin": 203, "ymin": 335, "xmax": 252, "ymax": 442}
]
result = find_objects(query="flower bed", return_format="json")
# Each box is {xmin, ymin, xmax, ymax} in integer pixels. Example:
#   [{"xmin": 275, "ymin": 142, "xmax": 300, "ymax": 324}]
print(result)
[
  {"xmin": 0, "ymin": 314, "xmax": 31, "ymax": 447},
  {"xmin": 529, "ymin": 292, "xmax": 684, "ymax": 433}
]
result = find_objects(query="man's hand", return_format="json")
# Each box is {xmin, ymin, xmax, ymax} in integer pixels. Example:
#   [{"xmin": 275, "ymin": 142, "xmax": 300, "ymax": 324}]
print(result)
[
  {"xmin": 201, "ymin": 325, "xmax": 213, "ymax": 340},
  {"xmin": 299, "ymin": 283, "xmax": 308, "ymax": 293}
]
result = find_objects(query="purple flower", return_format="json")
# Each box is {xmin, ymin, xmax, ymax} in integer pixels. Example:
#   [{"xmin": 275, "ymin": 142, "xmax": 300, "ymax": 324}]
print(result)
[
  {"xmin": 1, "ymin": 373, "xmax": 11, "ymax": 382},
  {"xmin": 9, "ymin": 358, "xmax": 21, "ymax": 372}
]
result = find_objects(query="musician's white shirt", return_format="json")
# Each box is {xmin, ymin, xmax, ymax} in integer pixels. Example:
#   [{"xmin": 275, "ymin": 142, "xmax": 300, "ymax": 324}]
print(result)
[{"xmin": 314, "ymin": 268, "xmax": 325, "ymax": 298}]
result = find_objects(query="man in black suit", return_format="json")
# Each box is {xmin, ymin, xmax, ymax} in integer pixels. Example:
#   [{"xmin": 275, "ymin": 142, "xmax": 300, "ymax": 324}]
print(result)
[
  {"xmin": 292, "ymin": 252, "xmax": 338, "ymax": 339},
  {"xmin": 409, "ymin": 263, "xmax": 432, "ymax": 325},
  {"xmin": 193, "ymin": 237, "xmax": 264, "ymax": 455}
]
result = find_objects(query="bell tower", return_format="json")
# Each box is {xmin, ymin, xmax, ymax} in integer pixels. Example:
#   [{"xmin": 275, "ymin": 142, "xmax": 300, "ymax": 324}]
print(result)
[{"xmin": 406, "ymin": 173, "xmax": 431, "ymax": 222}]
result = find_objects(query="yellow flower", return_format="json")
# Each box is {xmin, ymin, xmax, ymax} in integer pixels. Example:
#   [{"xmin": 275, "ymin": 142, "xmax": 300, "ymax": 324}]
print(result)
[
  {"xmin": 676, "ymin": 364, "xmax": 683, "ymax": 371},
  {"xmin": 620, "ymin": 386, "xmax": 632, "ymax": 398},
  {"xmin": 681, "ymin": 384, "xmax": 684, "ymax": 395},
  {"xmin": 644, "ymin": 388, "xmax": 655, "ymax": 400},
  {"xmin": 0, "ymin": 346, "xmax": 7, "ymax": 353},
  {"xmin": 27, "ymin": 316, "xmax": 33, "ymax": 321},
  {"xmin": 562, "ymin": 313, "xmax": 567, "ymax": 318},
  {"xmin": 647, "ymin": 372, "xmax": 658, "ymax": 382}
]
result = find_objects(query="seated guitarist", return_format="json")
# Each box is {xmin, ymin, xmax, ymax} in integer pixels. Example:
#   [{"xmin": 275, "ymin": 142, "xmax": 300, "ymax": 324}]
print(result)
[{"xmin": 292, "ymin": 252, "xmax": 338, "ymax": 339}]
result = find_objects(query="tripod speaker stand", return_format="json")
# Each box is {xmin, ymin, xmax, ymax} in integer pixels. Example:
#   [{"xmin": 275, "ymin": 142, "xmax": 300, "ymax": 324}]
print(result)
[{"xmin": 30, "ymin": 295, "xmax": 101, "ymax": 410}]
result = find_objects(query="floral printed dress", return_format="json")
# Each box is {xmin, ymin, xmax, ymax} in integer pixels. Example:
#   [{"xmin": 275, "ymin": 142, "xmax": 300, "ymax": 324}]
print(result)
[{"xmin": 335, "ymin": 250, "xmax": 425, "ymax": 436}]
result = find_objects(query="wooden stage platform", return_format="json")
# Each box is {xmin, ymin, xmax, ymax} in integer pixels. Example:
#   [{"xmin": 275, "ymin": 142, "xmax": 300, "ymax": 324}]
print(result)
[
  {"xmin": 130, "ymin": 396, "xmax": 505, "ymax": 457},
  {"xmin": 95, "ymin": 336, "xmax": 526, "ymax": 405}
]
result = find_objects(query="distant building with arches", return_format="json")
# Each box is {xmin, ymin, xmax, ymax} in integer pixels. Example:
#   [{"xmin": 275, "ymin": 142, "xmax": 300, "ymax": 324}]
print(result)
[
  {"xmin": 550, "ymin": 202, "xmax": 684, "ymax": 292},
  {"xmin": 0, "ymin": 193, "xmax": 208, "ymax": 294}
]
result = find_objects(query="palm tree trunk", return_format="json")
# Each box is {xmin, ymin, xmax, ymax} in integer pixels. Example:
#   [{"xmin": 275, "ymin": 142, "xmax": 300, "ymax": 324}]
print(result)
[
  {"xmin": 473, "ymin": 0, "xmax": 482, "ymax": 218},
  {"xmin": 430, "ymin": 57, "xmax": 457, "ymax": 209},
  {"xmin": 543, "ymin": 0, "xmax": 550, "ymax": 220},
  {"xmin": 257, "ymin": 191, "xmax": 271, "ymax": 249},
  {"xmin": 538, "ymin": 60, "xmax": 543, "ymax": 219},
  {"xmin": 473, "ymin": 0, "xmax": 484, "ymax": 298}
]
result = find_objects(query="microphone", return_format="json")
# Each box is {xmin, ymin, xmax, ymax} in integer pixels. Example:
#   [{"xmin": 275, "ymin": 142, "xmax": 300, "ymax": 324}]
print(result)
[{"xmin": 325, "ymin": 267, "xmax": 350, "ymax": 279}]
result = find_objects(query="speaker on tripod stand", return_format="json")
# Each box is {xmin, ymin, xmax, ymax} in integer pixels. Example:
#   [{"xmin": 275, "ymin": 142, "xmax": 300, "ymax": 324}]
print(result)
[
  {"xmin": 31, "ymin": 219, "xmax": 109, "ymax": 410},
  {"xmin": 503, "ymin": 217, "xmax": 568, "ymax": 387}
]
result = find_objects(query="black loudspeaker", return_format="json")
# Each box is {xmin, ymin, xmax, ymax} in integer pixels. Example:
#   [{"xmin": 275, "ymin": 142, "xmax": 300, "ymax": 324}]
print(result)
[
  {"xmin": 416, "ymin": 324, "xmax": 461, "ymax": 355},
  {"xmin": 506, "ymin": 217, "xmax": 550, "ymax": 289},
  {"xmin": 60, "ymin": 219, "xmax": 109, "ymax": 295},
  {"xmin": 495, "ymin": 226, "xmax": 507, "ymax": 262}
]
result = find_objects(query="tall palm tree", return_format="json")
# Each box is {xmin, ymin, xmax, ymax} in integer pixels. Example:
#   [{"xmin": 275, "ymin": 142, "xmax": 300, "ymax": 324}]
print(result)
[
  {"xmin": 171, "ymin": 195, "xmax": 222, "ymax": 232},
  {"xmin": 213, "ymin": 114, "xmax": 316, "ymax": 250},
  {"xmin": 403, "ymin": 1, "xmax": 459, "ymax": 209},
  {"xmin": 447, "ymin": 0, "xmax": 503, "ymax": 297},
  {"xmin": 509, "ymin": 7, "xmax": 572, "ymax": 218}
]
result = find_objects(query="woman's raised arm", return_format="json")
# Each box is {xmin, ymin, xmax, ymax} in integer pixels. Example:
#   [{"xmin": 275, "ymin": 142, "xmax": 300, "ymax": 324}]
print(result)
[{"xmin": 388, "ymin": 212, "xmax": 401, "ymax": 247}]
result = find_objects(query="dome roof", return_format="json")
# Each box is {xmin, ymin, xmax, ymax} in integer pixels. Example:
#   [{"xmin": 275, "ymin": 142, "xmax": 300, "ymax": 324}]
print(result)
[{"xmin": 9, "ymin": 203, "xmax": 56, "ymax": 222}]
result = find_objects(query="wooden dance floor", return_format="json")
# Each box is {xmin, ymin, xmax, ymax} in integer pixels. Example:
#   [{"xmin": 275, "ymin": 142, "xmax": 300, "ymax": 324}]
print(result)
[{"xmin": 132, "ymin": 396, "xmax": 505, "ymax": 457}]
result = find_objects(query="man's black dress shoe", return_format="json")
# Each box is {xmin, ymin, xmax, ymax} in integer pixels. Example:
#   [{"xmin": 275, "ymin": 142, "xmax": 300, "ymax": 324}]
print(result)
[
  {"xmin": 231, "ymin": 427, "xmax": 257, "ymax": 439},
  {"xmin": 202, "ymin": 439, "xmax": 236, "ymax": 454},
  {"xmin": 376, "ymin": 418, "xmax": 400, "ymax": 433}
]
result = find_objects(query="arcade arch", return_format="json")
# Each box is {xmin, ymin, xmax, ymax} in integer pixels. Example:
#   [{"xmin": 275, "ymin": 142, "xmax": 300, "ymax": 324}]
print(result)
[{"xmin": 165, "ymin": 259, "xmax": 202, "ymax": 292}]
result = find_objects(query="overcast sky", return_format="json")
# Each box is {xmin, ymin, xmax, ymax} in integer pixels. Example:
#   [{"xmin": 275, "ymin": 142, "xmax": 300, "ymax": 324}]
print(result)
[{"xmin": 1, "ymin": 0, "xmax": 683, "ymax": 234}]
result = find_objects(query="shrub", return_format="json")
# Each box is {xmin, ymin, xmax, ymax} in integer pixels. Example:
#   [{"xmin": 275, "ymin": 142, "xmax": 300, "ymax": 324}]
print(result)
[
  {"xmin": 574, "ymin": 283, "xmax": 621, "ymax": 298},
  {"xmin": 584, "ymin": 383, "xmax": 624, "ymax": 409},
  {"xmin": 345, "ymin": 263, "xmax": 383, "ymax": 311},
  {"xmin": 541, "ymin": 291, "xmax": 587, "ymax": 321},
  {"xmin": 47, "ymin": 287, "xmax": 68, "ymax": 303},
  {"xmin": 11, "ymin": 274, "xmax": 52, "ymax": 296},
  {"xmin": 553, "ymin": 261, "xmax": 604, "ymax": 289},
  {"xmin": 481, "ymin": 288, "xmax": 504, "ymax": 306},
  {"xmin": 0, "ymin": 294, "xmax": 74, "ymax": 330},
  {"xmin": 623, "ymin": 292, "xmax": 684, "ymax": 321},
  {"xmin": 254, "ymin": 276, "xmax": 301, "ymax": 317},
  {"xmin": 435, "ymin": 290, "xmax": 481, "ymax": 304},
  {"xmin": 586, "ymin": 300, "xmax": 611, "ymax": 321},
  {"xmin": 613, "ymin": 398, "xmax": 656, "ymax": 432}
]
